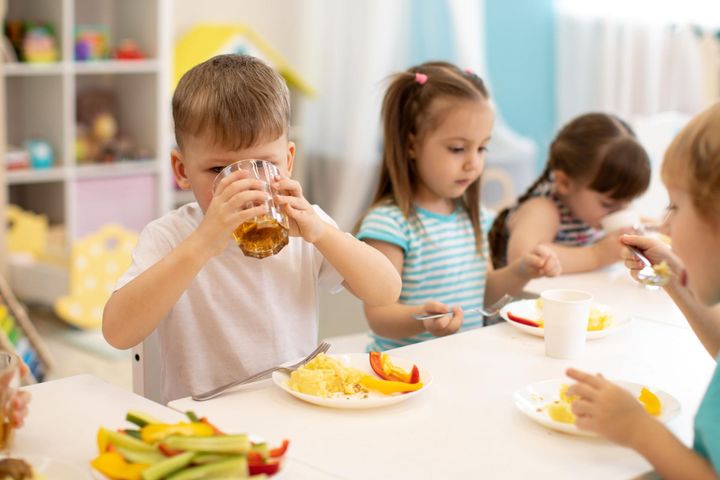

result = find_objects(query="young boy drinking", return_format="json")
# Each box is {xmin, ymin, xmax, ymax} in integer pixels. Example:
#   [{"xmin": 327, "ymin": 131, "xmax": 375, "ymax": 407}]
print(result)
[{"xmin": 103, "ymin": 54, "xmax": 401, "ymax": 403}]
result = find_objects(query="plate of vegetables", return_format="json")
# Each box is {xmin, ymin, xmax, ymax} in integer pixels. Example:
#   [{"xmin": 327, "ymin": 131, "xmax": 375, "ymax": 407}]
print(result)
[
  {"xmin": 90, "ymin": 410, "xmax": 289, "ymax": 479},
  {"xmin": 499, "ymin": 299, "xmax": 631, "ymax": 339},
  {"xmin": 274, "ymin": 352, "xmax": 432, "ymax": 409}
]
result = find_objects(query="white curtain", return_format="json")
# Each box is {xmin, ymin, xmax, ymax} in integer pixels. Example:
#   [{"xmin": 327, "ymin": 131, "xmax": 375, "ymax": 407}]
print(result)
[
  {"xmin": 556, "ymin": 12, "xmax": 712, "ymax": 125},
  {"xmin": 295, "ymin": 0, "xmax": 411, "ymax": 230}
]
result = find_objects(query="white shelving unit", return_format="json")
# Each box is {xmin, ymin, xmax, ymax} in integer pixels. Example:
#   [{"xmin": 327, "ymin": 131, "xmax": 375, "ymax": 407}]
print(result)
[{"xmin": 2, "ymin": 0, "xmax": 171, "ymax": 303}]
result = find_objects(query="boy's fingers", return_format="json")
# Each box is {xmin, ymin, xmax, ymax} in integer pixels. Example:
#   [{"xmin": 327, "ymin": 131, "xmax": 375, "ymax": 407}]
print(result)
[
  {"xmin": 566, "ymin": 383, "xmax": 598, "ymax": 400},
  {"xmin": 566, "ymin": 368, "xmax": 604, "ymax": 388}
]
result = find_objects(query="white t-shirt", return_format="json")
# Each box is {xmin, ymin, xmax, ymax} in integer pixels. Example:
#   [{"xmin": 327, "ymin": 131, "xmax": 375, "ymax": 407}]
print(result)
[{"xmin": 116, "ymin": 202, "xmax": 344, "ymax": 403}]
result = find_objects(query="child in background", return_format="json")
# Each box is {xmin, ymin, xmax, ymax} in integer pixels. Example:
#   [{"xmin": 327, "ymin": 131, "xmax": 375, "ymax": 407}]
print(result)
[
  {"xmin": 488, "ymin": 113, "xmax": 651, "ymax": 273},
  {"xmin": 567, "ymin": 102, "xmax": 720, "ymax": 479},
  {"xmin": 103, "ymin": 55, "xmax": 401, "ymax": 403},
  {"xmin": 356, "ymin": 62, "xmax": 560, "ymax": 351}
]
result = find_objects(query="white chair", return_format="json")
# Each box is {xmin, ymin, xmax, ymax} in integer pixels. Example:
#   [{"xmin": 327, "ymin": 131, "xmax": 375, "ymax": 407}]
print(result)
[{"xmin": 131, "ymin": 331, "xmax": 163, "ymax": 403}]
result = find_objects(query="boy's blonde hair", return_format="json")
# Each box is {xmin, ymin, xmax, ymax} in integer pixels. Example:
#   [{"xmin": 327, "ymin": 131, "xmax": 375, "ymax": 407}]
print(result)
[
  {"xmin": 172, "ymin": 54, "xmax": 290, "ymax": 150},
  {"xmin": 663, "ymin": 102, "xmax": 720, "ymax": 224}
]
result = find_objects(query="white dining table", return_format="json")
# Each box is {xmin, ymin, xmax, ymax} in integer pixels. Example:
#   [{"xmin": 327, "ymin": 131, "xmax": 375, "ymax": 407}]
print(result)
[
  {"xmin": 170, "ymin": 316, "xmax": 716, "ymax": 479},
  {"xmin": 526, "ymin": 263, "xmax": 687, "ymax": 327},
  {"xmin": 13, "ymin": 374, "xmax": 337, "ymax": 479}
]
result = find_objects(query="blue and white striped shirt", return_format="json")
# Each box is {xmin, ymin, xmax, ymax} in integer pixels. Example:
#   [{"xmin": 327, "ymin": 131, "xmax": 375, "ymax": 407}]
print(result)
[{"xmin": 357, "ymin": 202, "xmax": 493, "ymax": 351}]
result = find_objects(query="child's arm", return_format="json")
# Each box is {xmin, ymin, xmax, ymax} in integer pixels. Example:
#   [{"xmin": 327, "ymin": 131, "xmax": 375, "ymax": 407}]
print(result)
[
  {"xmin": 485, "ymin": 244, "xmax": 561, "ymax": 304},
  {"xmin": 622, "ymin": 235, "xmax": 720, "ymax": 358},
  {"xmin": 361, "ymin": 240, "xmax": 464, "ymax": 338},
  {"xmin": 103, "ymin": 170, "xmax": 270, "ymax": 349},
  {"xmin": 273, "ymin": 177, "xmax": 401, "ymax": 307},
  {"xmin": 507, "ymin": 198, "xmax": 623, "ymax": 273},
  {"xmin": 566, "ymin": 369, "xmax": 718, "ymax": 480}
]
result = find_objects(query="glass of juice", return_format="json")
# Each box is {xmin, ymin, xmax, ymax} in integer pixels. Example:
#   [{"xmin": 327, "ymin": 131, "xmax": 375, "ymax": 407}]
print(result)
[{"xmin": 212, "ymin": 160, "xmax": 290, "ymax": 259}]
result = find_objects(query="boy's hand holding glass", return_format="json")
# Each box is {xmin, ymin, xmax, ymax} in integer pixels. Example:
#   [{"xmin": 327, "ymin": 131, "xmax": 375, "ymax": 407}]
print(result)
[
  {"xmin": 421, "ymin": 301, "xmax": 463, "ymax": 337},
  {"xmin": 273, "ymin": 176, "xmax": 326, "ymax": 244},
  {"xmin": 566, "ymin": 368, "xmax": 653, "ymax": 449},
  {"xmin": 207, "ymin": 161, "xmax": 287, "ymax": 258}
]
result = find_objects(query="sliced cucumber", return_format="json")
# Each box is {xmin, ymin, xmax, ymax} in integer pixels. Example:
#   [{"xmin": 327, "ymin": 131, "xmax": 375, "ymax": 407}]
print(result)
[
  {"xmin": 126, "ymin": 411, "xmax": 164, "ymax": 428},
  {"xmin": 192, "ymin": 453, "xmax": 233, "ymax": 465},
  {"xmin": 163, "ymin": 434, "xmax": 250, "ymax": 454},
  {"xmin": 106, "ymin": 429, "xmax": 158, "ymax": 453},
  {"xmin": 166, "ymin": 457, "xmax": 248, "ymax": 480},
  {"xmin": 141, "ymin": 451, "xmax": 196, "ymax": 480}
]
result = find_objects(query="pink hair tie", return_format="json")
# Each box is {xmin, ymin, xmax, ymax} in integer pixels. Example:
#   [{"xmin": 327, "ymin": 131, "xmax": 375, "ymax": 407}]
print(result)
[
  {"xmin": 464, "ymin": 67, "xmax": 475, "ymax": 75},
  {"xmin": 414, "ymin": 72, "xmax": 428, "ymax": 85}
]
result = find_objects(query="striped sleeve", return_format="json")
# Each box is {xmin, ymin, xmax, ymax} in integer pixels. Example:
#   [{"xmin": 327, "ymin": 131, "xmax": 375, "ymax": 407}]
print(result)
[{"xmin": 356, "ymin": 204, "xmax": 409, "ymax": 253}]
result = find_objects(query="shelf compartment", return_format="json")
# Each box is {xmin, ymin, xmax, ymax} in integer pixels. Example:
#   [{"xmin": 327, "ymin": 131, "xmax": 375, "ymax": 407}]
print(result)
[
  {"xmin": 7, "ymin": 167, "xmax": 67, "ymax": 185},
  {"xmin": 9, "ymin": 181, "xmax": 65, "ymax": 226},
  {"xmin": 7, "ymin": 0, "xmax": 66, "ymax": 62}
]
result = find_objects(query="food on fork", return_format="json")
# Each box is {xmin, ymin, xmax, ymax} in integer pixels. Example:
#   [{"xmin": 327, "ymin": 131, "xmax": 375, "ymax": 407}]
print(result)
[
  {"xmin": 288, "ymin": 353, "xmax": 424, "ymax": 398},
  {"xmin": 652, "ymin": 260, "xmax": 672, "ymax": 283}
]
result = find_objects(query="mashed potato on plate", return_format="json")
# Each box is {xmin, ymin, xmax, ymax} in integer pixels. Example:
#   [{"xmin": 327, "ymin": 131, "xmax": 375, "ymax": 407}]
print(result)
[{"xmin": 288, "ymin": 354, "xmax": 368, "ymax": 398}]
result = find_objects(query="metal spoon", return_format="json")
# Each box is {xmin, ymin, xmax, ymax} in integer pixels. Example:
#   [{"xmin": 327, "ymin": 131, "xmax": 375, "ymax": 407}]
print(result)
[{"xmin": 627, "ymin": 246, "xmax": 671, "ymax": 287}]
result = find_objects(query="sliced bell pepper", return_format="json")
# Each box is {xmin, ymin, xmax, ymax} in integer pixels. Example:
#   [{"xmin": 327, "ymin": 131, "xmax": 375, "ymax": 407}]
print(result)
[
  {"xmin": 248, "ymin": 458, "xmax": 281, "ymax": 476},
  {"xmin": 200, "ymin": 417, "xmax": 225, "ymax": 436},
  {"xmin": 507, "ymin": 311, "xmax": 541, "ymax": 328},
  {"xmin": 269, "ymin": 439, "xmax": 290, "ymax": 458},
  {"xmin": 369, "ymin": 352, "xmax": 421, "ymax": 384},
  {"xmin": 158, "ymin": 444, "xmax": 183, "ymax": 457},
  {"xmin": 140, "ymin": 422, "xmax": 214, "ymax": 444},
  {"xmin": 359, "ymin": 375, "xmax": 424, "ymax": 395},
  {"xmin": 90, "ymin": 451, "xmax": 148, "ymax": 480}
]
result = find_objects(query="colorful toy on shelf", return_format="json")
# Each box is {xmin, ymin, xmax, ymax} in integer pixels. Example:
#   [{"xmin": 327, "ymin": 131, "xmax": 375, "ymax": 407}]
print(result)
[
  {"xmin": 54, "ymin": 224, "xmax": 137, "ymax": 329},
  {"xmin": 21, "ymin": 22, "xmax": 58, "ymax": 63},
  {"xmin": 25, "ymin": 139, "xmax": 54, "ymax": 169},
  {"xmin": 114, "ymin": 38, "xmax": 145, "ymax": 60},
  {"xmin": 6, "ymin": 204, "xmax": 48, "ymax": 260},
  {"xmin": 74, "ymin": 24, "xmax": 109, "ymax": 61},
  {"xmin": 5, "ymin": 146, "xmax": 29, "ymax": 170},
  {"xmin": 0, "ymin": 274, "xmax": 54, "ymax": 383}
]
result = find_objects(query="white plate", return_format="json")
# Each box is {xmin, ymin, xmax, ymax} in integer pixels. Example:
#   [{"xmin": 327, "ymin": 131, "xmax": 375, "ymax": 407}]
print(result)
[
  {"xmin": 272, "ymin": 353, "xmax": 432, "ymax": 409},
  {"xmin": 0, "ymin": 453, "xmax": 92, "ymax": 479},
  {"xmin": 499, "ymin": 299, "xmax": 631, "ymax": 339},
  {"xmin": 513, "ymin": 379, "xmax": 681, "ymax": 436}
]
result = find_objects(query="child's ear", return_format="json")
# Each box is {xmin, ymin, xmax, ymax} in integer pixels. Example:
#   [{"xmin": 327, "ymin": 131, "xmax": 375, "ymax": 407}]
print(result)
[
  {"xmin": 285, "ymin": 141, "xmax": 296, "ymax": 176},
  {"xmin": 171, "ymin": 149, "xmax": 191, "ymax": 190},
  {"xmin": 553, "ymin": 169, "xmax": 573, "ymax": 196}
]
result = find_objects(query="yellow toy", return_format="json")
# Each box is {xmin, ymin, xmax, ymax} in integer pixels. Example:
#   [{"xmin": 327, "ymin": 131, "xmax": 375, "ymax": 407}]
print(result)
[
  {"xmin": 6, "ymin": 204, "xmax": 48, "ymax": 259},
  {"xmin": 174, "ymin": 23, "xmax": 314, "ymax": 96},
  {"xmin": 54, "ymin": 224, "xmax": 137, "ymax": 329}
]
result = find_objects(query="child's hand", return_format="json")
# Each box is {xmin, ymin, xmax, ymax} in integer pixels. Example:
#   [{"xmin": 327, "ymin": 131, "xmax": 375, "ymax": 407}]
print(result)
[
  {"xmin": 199, "ymin": 169, "xmax": 271, "ymax": 256},
  {"xmin": 421, "ymin": 301, "xmax": 463, "ymax": 337},
  {"xmin": 620, "ymin": 234, "xmax": 684, "ymax": 285},
  {"xmin": 566, "ymin": 368, "xmax": 652, "ymax": 448},
  {"xmin": 1, "ymin": 360, "xmax": 30, "ymax": 428},
  {"xmin": 520, "ymin": 244, "xmax": 561, "ymax": 278},
  {"xmin": 273, "ymin": 176, "xmax": 326, "ymax": 243},
  {"xmin": 592, "ymin": 228, "xmax": 634, "ymax": 266}
]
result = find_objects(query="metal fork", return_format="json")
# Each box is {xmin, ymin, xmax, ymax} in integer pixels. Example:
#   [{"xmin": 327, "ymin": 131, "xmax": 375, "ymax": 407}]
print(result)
[
  {"xmin": 192, "ymin": 342, "xmax": 331, "ymax": 401},
  {"xmin": 627, "ymin": 246, "xmax": 672, "ymax": 287},
  {"xmin": 413, "ymin": 294, "xmax": 515, "ymax": 321}
]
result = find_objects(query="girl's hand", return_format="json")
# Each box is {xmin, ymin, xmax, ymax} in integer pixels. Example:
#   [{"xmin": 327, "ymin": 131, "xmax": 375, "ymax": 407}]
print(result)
[
  {"xmin": 566, "ymin": 368, "xmax": 652, "ymax": 448},
  {"xmin": 592, "ymin": 228, "xmax": 634, "ymax": 266},
  {"xmin": 521, "ymin": 244, "xmax": 561, "ymax": 278},
  {"xmin": 620, "ymin": 234, "xmax": 684, "ymax": 285},
  {"xmin": 1, "ymin": 359, "xmax": 30, "ymax": 428},
  {"xmin": 273, "ymin": 176, "xmax": 326, "ymax": 243},
  {"xmin": 198, "ymin": 169, "xmax": 271, "ymax": 256},
  {"xmin": 421, "ymin": 301, "xmax": 463, "ymax": 337}
]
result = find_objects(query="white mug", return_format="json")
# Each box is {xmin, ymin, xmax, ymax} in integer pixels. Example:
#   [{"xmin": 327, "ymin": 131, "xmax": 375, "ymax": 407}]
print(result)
[{"xmin": 542, "ymin": 289, "xmax": 593, "ymax": 359}]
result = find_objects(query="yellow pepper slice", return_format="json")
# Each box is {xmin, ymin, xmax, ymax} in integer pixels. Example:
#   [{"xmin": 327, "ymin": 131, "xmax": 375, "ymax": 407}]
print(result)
[
  {"xmin": 140, "ymin": 422, "xmax": 214, "ymax": 443},
  {"xmin": 359, "ymin": 375, "xmax": 423, "ymax": 395},
  {"xmin": 90, "ymin": 451, "xmax": 148, "ymax": 480}
]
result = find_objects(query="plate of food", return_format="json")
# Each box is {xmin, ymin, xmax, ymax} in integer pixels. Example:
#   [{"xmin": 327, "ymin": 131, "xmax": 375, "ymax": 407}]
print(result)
[
  {"xmin": 273, "ymin": 352, "xmax": 432, "ymax": 409},
  {"xmin": 0, "ymin": 453, "xmax": 91, "ymax": 479},
  {"xmin": 499, "ymin": 298, "xmax": 631, "ymax": 339},
  {"xmin": 90, "ymin": 410, "xmax": 290, "ymax": 478},
  {"xmin": 513, "ymin": 379, "xmax": 680, "ymax": 436}
]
